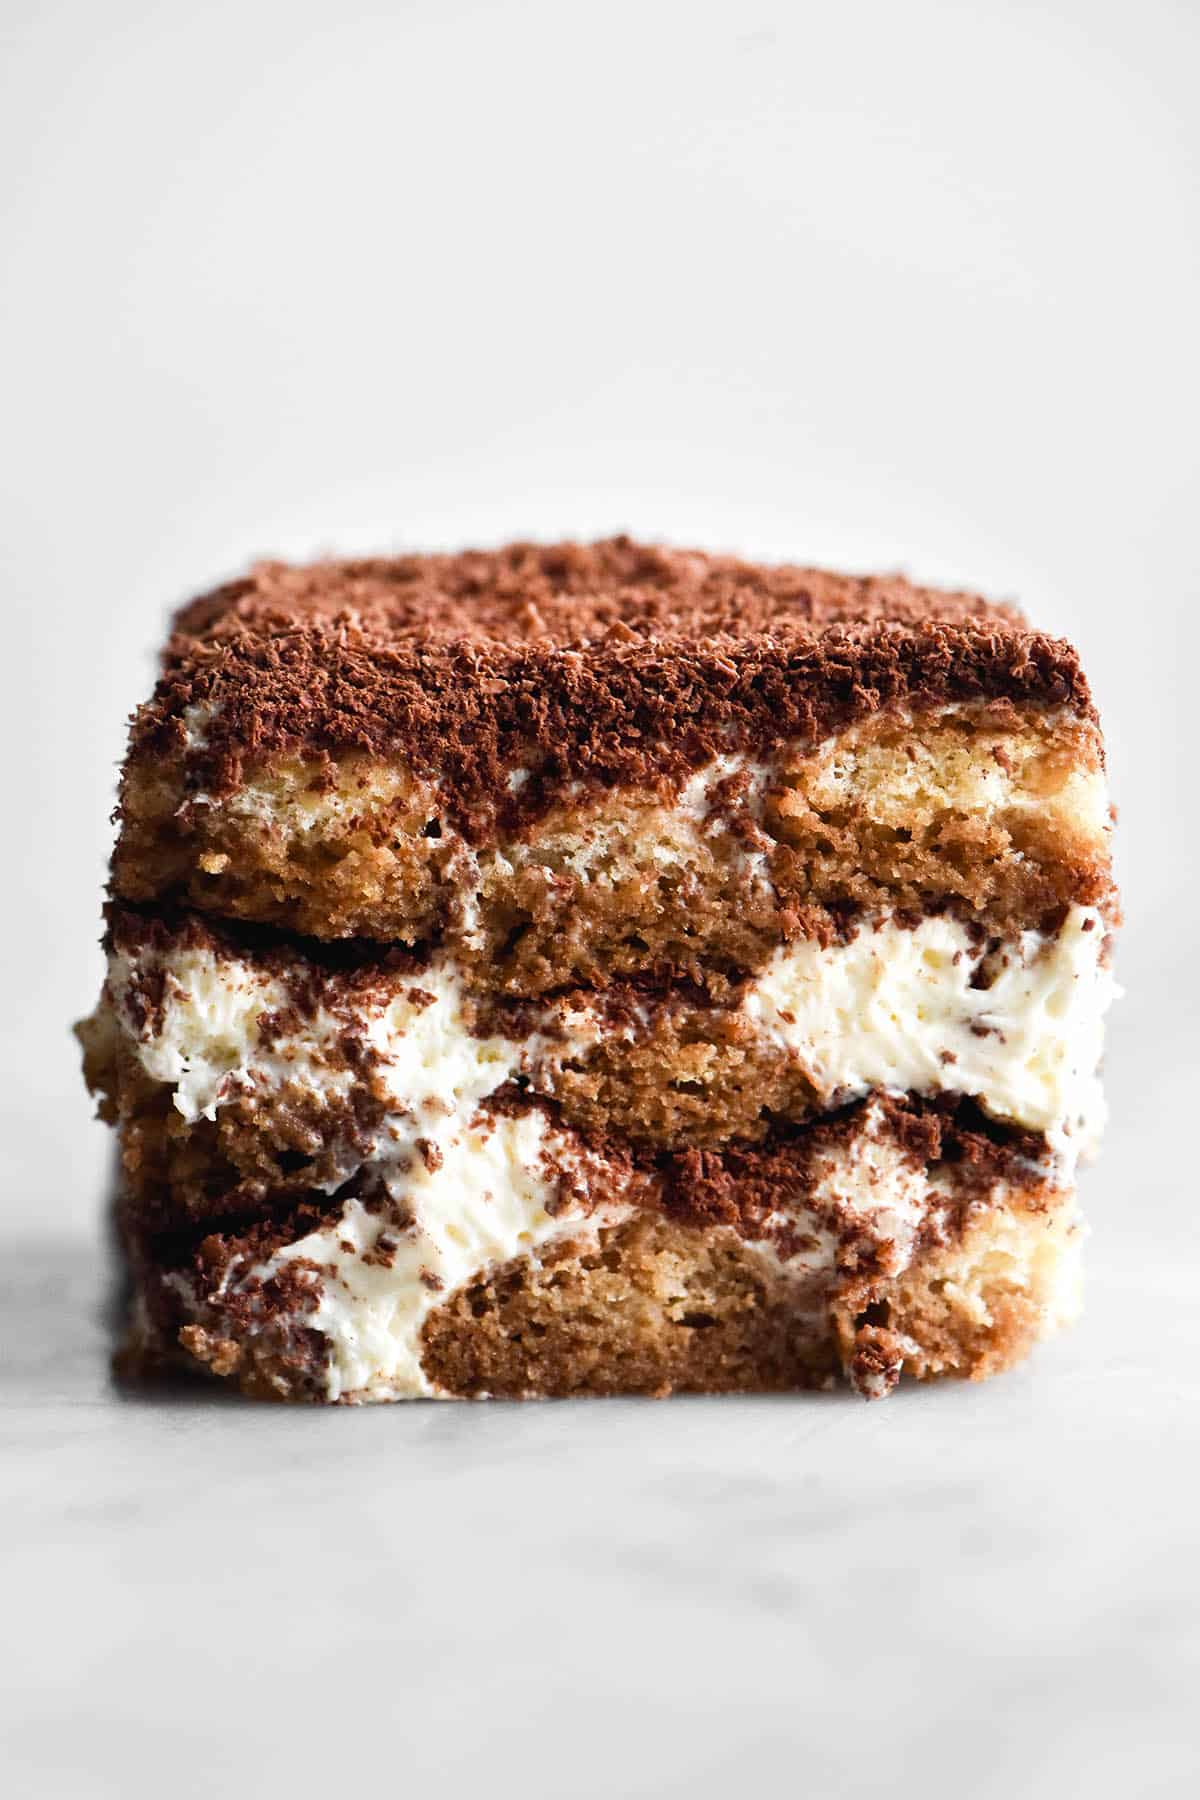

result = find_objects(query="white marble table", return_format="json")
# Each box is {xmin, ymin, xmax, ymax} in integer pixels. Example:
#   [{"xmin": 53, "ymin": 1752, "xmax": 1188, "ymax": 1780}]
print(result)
[{"xmin": 4, "ymin": 1091, "xmax": 1196, "ymax": 1799}]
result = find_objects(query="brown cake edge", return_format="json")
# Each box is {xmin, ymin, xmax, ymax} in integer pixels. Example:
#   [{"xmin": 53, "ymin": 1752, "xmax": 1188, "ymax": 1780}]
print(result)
[{"xmin": 419, "ymin": 1193, "xmax": 1078, "ymax": 1400}]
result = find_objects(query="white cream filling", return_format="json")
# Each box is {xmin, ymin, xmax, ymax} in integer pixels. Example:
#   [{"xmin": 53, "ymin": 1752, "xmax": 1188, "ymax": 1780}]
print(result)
[
  {"xmin": 105, "ymin": 947, "xmax": 552, "ymax": 1136},
  {"xmin": 744, "ymin": 905, "xmax": 1117, "ymax": 1160},
  {"xmin": 239, "ymin": 1109, "xmax": 633, "ymax": 1401},
  {"xmin": 108, "ymin": 947, "xmax": 351, "ymax": 1123}
]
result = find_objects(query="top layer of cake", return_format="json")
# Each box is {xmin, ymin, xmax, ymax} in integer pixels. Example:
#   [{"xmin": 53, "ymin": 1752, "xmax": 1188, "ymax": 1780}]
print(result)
[
  {"xmin": 134, "ymin": 538, "xmax": 1093, "ymax": 819},
  {"xmin": 108, "ymin": 538, "xmax": 1114, "ymax": 954}
]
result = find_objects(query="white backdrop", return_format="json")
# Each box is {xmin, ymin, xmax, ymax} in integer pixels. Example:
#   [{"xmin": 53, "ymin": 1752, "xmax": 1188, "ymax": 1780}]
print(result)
[{"xmin": 2, "ymin": 2, "xmax": 1198, "ymax": 1793}]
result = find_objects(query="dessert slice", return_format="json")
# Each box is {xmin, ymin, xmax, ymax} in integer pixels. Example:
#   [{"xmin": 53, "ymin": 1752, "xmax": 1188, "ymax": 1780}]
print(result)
[{"xmin": 80, "ymin": 538, "xmax": 1118, "ymax": 1401}]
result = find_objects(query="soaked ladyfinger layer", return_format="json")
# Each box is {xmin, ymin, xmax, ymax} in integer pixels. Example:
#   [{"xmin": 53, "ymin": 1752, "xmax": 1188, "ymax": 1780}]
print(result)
[
  {"xmin": 114, "ymin": 700, "xmax": 1113, "ymax": 988},
  {"xmin": 110, "ymin": 539, "xmax": 1111, "ymax": 982}
]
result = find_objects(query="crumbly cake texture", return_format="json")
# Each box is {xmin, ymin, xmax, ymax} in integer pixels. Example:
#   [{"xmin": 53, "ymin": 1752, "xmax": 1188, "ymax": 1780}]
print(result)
[
  {"xmin": 113, "ymin": 539, "xmax": 1107, "ymax": 949},
  {"xmin": 81, "ymin": 538, "xmax": 1118, "ymax": 1402}
]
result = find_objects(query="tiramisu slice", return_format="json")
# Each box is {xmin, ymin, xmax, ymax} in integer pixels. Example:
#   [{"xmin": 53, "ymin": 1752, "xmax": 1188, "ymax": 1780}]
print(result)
[{"xmin": 80, "ymin": 539, "xmax": 1118, "ymax": 1401}]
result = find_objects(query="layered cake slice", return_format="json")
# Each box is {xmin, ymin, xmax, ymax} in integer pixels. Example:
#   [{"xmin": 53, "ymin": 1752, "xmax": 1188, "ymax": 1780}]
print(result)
[{"xmin": 79, "ymin": 538, "xmax": 1118, "ymax": 1401}]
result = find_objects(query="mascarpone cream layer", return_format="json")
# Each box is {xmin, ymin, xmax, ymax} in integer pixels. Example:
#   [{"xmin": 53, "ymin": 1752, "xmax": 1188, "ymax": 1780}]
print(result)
[{"xmin": 103, "ymin": 903, "xmax": 1116, "ymax": 1168}]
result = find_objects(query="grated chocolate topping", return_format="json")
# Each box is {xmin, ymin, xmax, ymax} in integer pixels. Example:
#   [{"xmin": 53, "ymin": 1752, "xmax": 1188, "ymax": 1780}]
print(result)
[{"xmin": 125, "ymin": 537, "xmax": 1094, "ymax": 841}]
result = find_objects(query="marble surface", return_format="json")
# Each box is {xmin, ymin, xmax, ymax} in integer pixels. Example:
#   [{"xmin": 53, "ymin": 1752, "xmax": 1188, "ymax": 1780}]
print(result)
[{"xmin": 4, "ymin": 1085, "xmax": 1197, "ymax": 1798}]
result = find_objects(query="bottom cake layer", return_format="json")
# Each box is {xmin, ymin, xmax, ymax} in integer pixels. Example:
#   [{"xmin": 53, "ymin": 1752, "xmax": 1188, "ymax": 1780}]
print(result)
[{"xmin": 118, "ymin": 1095, "xmax": 1082, "ymax": 1403}]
